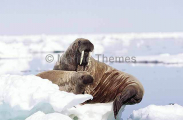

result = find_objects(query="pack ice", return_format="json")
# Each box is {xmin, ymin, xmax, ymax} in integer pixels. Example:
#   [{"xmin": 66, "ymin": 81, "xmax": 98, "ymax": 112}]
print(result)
[{"xmin": 128, "ymin": 104, "xmax": 183, "ymax": 120}]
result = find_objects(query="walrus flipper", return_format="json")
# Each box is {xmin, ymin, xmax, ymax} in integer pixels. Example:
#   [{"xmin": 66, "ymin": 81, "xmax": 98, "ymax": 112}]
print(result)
[{"xmin": 113, "ymin": 86, "xmax": 137, "ymax": 119}]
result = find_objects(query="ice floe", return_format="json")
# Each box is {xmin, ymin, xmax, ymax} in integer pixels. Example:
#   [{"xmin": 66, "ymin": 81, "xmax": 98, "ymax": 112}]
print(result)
[{"xmin": 0, "ymin": 74, "xmax": 92, "ymax": 120}]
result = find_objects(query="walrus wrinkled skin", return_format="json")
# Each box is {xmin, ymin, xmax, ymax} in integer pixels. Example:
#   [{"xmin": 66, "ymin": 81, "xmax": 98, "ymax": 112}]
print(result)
[
  {"xmin": 36, "ymin": 70, "xmax": 93, "ymax": 94},
  {"xmin": 54, "ymin": 38, "xmax": 144, "ymax": 118}
]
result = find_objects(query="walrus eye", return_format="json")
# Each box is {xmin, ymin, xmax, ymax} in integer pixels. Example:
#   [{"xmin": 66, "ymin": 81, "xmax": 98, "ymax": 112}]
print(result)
[{"xmin": 78, "ymin": 41, "xmax": 81, "ymax": 46}]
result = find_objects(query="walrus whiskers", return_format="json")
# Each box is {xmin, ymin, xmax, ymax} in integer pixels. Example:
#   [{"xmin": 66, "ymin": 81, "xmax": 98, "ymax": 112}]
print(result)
[{"xmin": 87, "ymin": 52, "xmax": 92, "ymax": 66}]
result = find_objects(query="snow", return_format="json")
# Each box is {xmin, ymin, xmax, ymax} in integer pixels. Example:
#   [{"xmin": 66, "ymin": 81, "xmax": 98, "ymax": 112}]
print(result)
[
  {"xmin": 26, "ymin": 103, "xmax": 125, "ymax": 120},
  {"xmin": 0, "ymin": 75, "xmax": 92, "ymax": 120},
  {"xmin": 64, "ymin": 103, "xmax": 115, "ymax": 120},
  {"xmin": 65, "ymin": 103, "xmax": 125, "ymax": 120},
  {"xmin": 26, "ymin": 111, "xmax": 72, "ymax": 120},
  {"xmin": 1, "ymin": 32, "xmax": 183, "ymax": 57},
  {"xmin": 128, "ymin": 104, "xmax": 183, "ymax": 120}
]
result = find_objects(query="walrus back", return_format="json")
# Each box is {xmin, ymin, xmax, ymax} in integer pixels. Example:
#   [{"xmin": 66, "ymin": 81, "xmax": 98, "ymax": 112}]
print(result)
[
  {"xmin": 84, "ymin": 58, "xmax": 144, "ymax": 104},
  {"xmin": 36, "ymin": 70, "xmax": 70, "ymax": 85}
]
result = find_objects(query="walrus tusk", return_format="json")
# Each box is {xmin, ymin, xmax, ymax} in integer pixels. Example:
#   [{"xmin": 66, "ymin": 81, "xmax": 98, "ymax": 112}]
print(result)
[
  {"xmin": 87, "ymin": 52, "xmax": 92, "ymax": 66},
  {"xmin": 80, "ymin": 51, "xmax": 84, "ymax": 65}
]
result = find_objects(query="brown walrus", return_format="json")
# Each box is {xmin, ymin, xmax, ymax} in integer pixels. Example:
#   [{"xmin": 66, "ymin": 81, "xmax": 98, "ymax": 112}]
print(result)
[
  {"xmin": 54, "ymin": 38, "xmax": 144, "ymax": 118},
  {"xmin": 54, "ymin": 38, "xmax": 94, "ymax": 71},
  {"xmin": 36, "ymin": 70, "xmax": 94, "ymax": 94}
]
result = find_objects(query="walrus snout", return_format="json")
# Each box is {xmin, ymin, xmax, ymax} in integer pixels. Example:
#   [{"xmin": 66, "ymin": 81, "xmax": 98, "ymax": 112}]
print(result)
[
  {"xmin": 82, "ymin": 75, "xmax": 94, "ymax": 85},
  {"xmin": 80, "ymin": 51, "xmax": 91, "ymax": 66},
  {"xmin": 76, "ymin": 38, "xmax": 94, "ymax": 67},
  {"xmin": 77, "ymin": 38, "xmax": 94, "ymax": 53}
]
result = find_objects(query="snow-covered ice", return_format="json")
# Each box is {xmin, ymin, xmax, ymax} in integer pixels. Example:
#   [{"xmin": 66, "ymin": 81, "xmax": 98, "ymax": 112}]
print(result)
[
  {"xmin": 0, "ymin": 75, "xmax": 92, "ymax": 120},
  {"xmin": 128, "ymin": 104, "xmax": 183, "ymax": 120},
  {"xmin": 26, "ymin": 103, "xmax": 125, "ymax": 120},
  {"xmin": 64, "ymin": 103, "xmax": 116, "ymax": 120},
  {"xmin": 26, "ymin": 111, "xmax": 72, "ymax": 120}
]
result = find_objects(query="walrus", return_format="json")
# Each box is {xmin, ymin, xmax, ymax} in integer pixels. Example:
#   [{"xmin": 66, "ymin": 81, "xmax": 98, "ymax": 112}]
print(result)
[
  {"xmin": 54, "ymin": 38, "xmax": 94, "ymax": 71},
  {"xmin": 54, "ymin": 38, "xmax": 144, "ymax": 118},
  {"xmin": 36, "ymin": 70, "xmax": 94, "ymax": 94}
]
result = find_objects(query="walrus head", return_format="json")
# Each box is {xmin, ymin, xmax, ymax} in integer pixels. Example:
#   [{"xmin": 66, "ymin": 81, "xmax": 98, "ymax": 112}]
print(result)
[
  {"xmin": 76, "ymin": 38, "xmax": 94, "ymax": 67},
  {"xmin": 57, "ymin": 38, "xmax": 94, "ymax": 71},
  {"xmin": 72, "ymin": 71, "xmax": 94, "ymax": 94}
]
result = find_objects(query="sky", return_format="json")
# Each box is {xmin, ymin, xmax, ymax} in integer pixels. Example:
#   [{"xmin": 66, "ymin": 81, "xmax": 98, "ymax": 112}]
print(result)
[{"xmin": 0, "ymin": 0, "xmax": 183, "ymax": 35}]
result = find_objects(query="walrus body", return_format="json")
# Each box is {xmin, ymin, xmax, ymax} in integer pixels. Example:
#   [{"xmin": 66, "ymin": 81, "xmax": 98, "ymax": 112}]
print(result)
[
  {"xmin": 36, "ymin": 70, "xmax": 93, "ymax": 94},
  {"xmin": 54, "ymin": 38, "xmax": 144, "ymax": 118},
  {"xmin": 78, "ymin": 58, "xmax": 144, "ymax": 104}
]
